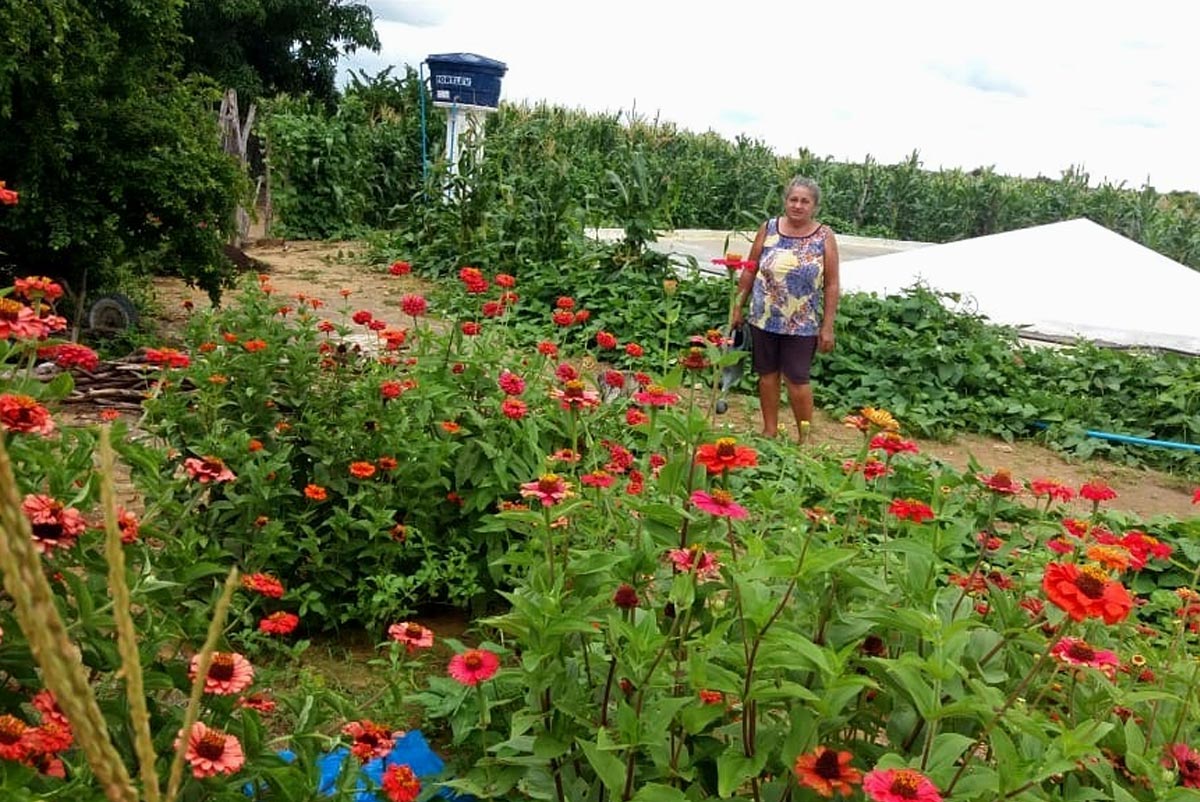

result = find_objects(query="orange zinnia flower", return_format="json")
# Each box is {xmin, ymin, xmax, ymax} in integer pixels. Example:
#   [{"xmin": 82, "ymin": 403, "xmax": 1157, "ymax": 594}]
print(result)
[
  {"xmin": 695, "ymin": 437, "xmax": 758, "ymax": 474},
  {"xmin": 349, "ymin": 461, "xmax": 377, "ymax": 479},
  {"xmin": 794, "ymin": 746, "xmax": 862, "ymax": 797},
  {"xmin": 1042, "ymin": 562, "xmax": 1133, "ymax": 624}
]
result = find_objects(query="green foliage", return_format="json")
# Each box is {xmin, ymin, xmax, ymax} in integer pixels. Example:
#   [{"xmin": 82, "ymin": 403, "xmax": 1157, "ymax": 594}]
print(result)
[
  {"xmin": 0, "ymin": 0, "xmax": 245, "ymax": 301},
  {"xmin": 180, "ymin": 0, "xmax": 380, "ymax": 109}
]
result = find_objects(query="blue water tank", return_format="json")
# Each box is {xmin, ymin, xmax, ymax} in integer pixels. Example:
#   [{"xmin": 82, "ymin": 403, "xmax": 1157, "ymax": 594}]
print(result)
[{"xmin": 426, "ymin": 53, "xmax": 507, "ymax": 108}]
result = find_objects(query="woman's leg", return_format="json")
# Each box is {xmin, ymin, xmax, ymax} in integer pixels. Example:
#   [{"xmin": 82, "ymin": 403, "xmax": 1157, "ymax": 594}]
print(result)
[
  {"xmin": 758, "ymin": 371, "xmax": 781, "ymax": 437},
  {"xmin": 784, "ymin": 379, "xmax": 813, "ymax": 439}
]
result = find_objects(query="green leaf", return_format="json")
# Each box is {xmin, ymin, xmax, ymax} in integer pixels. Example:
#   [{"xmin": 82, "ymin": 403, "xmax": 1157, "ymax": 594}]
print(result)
[
  {"xmin": 716, "ymin": 749, "xmax": 768, "ymax": 798},
  {"xmin": 578, "ymin": 735, "xmax": 626, "ymax": 797},
  {"xmin": 925, "ymin": 732, "xmax": 975, "ymax": 773},
  {"xmin": 631, "ymin": 783, "xmax": 690, "ymax": 802}
]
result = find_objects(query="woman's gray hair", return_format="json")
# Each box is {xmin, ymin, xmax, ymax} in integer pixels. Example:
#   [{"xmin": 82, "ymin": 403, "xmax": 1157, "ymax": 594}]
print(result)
[{"xmin": 782, "ymin": 176, "xmax": 821, "ymax": 207}]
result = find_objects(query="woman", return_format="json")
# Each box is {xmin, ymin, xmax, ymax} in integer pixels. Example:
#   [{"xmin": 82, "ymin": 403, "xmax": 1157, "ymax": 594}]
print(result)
[{"xmin": 732, "ymin": 176, "xmax": 840, "ymax": 440}]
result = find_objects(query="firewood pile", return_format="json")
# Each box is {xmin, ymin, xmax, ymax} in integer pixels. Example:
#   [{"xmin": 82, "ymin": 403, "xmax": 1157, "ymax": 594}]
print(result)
[{"xmin": 40, "ymin": 355, "xmax": 192, "ymax": 412}]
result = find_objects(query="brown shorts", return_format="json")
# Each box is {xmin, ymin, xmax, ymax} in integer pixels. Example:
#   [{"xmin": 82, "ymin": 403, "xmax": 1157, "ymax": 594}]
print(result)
[{"xmin": 749, "ymin": 326, "xmax": 817, "ymax": 385}]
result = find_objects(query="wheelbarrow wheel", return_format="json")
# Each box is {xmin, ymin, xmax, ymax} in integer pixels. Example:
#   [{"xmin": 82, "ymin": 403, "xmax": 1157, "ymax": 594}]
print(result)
[{"xmin": 87, "ymin": 293, "xmax": 139, "ymax": 333}]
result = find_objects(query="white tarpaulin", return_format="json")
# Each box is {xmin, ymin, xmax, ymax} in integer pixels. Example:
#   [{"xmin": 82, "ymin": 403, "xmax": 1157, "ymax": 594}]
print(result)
[{"xmin": 841, "ymin": 218, "xmax": 1200, "ymax": 354}]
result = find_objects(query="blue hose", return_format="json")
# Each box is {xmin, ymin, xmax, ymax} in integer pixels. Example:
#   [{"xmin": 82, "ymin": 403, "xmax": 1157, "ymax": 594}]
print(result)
[{"xmin": 1033, "ymin": 422, "xmax": 1200, "ymax": 453}]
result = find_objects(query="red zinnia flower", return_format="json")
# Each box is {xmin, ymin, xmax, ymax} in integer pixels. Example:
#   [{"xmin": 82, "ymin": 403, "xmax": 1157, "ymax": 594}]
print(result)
[
  {"xmin": 699, "ymin": 689, "xmax": 724, "ymax": 705},
  {"xmin": 343, "ymin": 720, "xmax": 395, "ymax": 762},
  {"xmin": 460, "ymin": 321, "xmax": 481, "ymax": 336},
  {"xmin": 178, "ymin": 722, "xmax": 245, "ymax": 778},
  {"xmin": 389, "ymin": 260, "xmax": 412, "ymax": 276},
  {"xmin": 37, "ymin": 343, "xmax": 100, "ymax": 372},
  {"xmin": 1166, "ymin": 743, "xmax": 1200, "ymax": 788},
  {"xmin": 241, "ymin": 573, "xmax": 283, "ymax": 597},
  {"xmin": 22, "ymin": 494, "xmax": 86, "ymax": 554},
  {"xmin": 259, "ymin": 611, "xmax": 300, "ymax": 635},
  {"xmin": 625, "ymin": 342, "xmax": 644, "ymax": 357},
  {"xmin": 400, "ymin": 294, "xmax": 427, "ymax": 317},
  {"xmin": 377, "ymin": 456, "xmax": 398, "ymax": 471},
  {"xmin": 0, "ymin": 181, "xmax": 19, "ymax": 206},
  {"xmin": 690, "ymin": 489, "xmax": 748, "ymax": 519},
  {"xmin": 191, "ymin": 652, "xmax": 255, "ymax": 695},
  {"xmin": 1193, "ymin": 488, "xmax": 1200, "ymax": 504},
  {"xmin": 869, "ymin": 432, "xmax": 919, "ymax": 456},
  {"xmin": 352, "ymin": 310, "xmax": 373, "ymax": 325},
  {"xmin": 481, "ymin": 300, "xmax": 504, "ymax": 318},
  {"xmin": 537, "ymin": 340, "xmax": 559, "ymax": 358},
  {"xmin": 863, "ymin": 767, "xmax": 942, "ymax": 802},
  {"xmin": 793, "ymin": 746, "xmax": 863, "ymax": 797},
  {"xmin": 242, "ymin": 339, "xmax": 267, "ymax": 353},
  {"xmin": 581, "ymin": 470, "xmax": 615, "ymax": 489},
  {"xmin": 519, "ymin": 473, "xmax": 574, "ymax": 506},
  {"xmin": 695, "ymin": 437, "xmax": 758, "ymax": 474},
  {"xmin": 388, "ymin": 622, "xmax": 435, "ymax": 652},
  {"xmin": 888, "ymin": 498, "xmax": 935, "ymax": 523},
  {"xmin": 382, "ymin": 764, "xmax": 422, "ymax": 802},
  {"xmin": 304, "ymin": 484, "xmax": 327, "ymax": 501},
  {"xmin": 1030, "ymin": 478, "xmax": 1075, "ymax": 503},
  {"xmin": 498, "ymin": 371, "xmax": 525, "ymax": 396},
  {"xmin": 551, "ymin": 310, "xmax": 574, "ymax": 326},
  {"xmin": 115, "ymin": 505, "xmax": 142, "ymax": 544},
  {"xmin": 494, "ymin": 272, "xmax": 516, "ymax": 288},
  {"xmin": 448, "ymin": 649, "xmax": 500, "ymax": 686},
  {"xmin": 0, "ymin": 715, "xmax": 29, "ymax": 761},
  {"xmin": 1042, "ymin": 562, "xmax": 1133, "ymax": 624},
  {"xmin": 612, "ymin": 583, "xmax": 639, "ymax": 609},
  {"xmin": 350, "ymin": 461, "xmax": 377, "ymax": 478},
  {"xmin": 1079, "ymin": 480, "xmax": 1117, "ymax": 503},
  {"xmin": 978, "ymin": 469, "xmax": 1022, "ymax": 495},
  {"xmin": 14, "ymin": 276, "xmax": 64, "ymax": 302},
  {"xmin": 183, "ymin": 455, "xmax": 236, "ymax": 483},
  {"xmin": 0, "ymin": 393, "xmax": 55, "ymax": 436},
  {"xmin": 632, "ymin": 385, "xmax": 679, "ymax": 407},
  {"xmin": 238, "ymin": 693, "xmax": 277, "ymax": 713},
  {"xmin": 573, "ymin": 309, "xmax": 591, "ymax": 324},
  {"xmin": 625, "ymin": 408, "xmax": 649, "ymax": 426},
  {"xmin": 555, "ymin": 296, "xmax": 576, "ymax": 311},
  {"xmin": 595, "ymin": 330, "xmax": 618, "ymax": 349},
  {"xmin": 501, "ymin": 398, "xmax": 528, "ymax": 420}
]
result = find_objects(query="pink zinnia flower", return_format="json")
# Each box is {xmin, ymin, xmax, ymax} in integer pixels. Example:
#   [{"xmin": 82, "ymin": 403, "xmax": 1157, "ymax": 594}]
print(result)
[
  {"xmin": 1048, "ymin": 636, "xmax": 1119, "ymax": 676},
  {"xmin": 869, "ymin": 432, "xmax": 919, "ymax": 456},
  {"xmin": 388, "ymin": 622, "xmax": 435, "ymax": 653},
  {"xmin": 667, "ymin": 547, "xmax": 722, "ymax": 581},
  {"xmin": 581, "ymin": 470, "xmax": 615, "ymax": 489},
  {"xmin": 863, "ymin": 767, "xmax": 942, "ymax": 802},
  {"xmin": 22, "ymin": 494, "xmax": 87, "ymax": 554},
  {"xmin": 190, "ymin": 652, "xmax": 255, "ymax": 695},
  {"xmin": 0, "ymin": 393, "xmax": 55, "ymax": 436},
  {"xmin": 690, "ymin": 489, "xmax": 748, "ymax": 519},
  {"xmin": 183, "ymin": 455, "xmax": 236, "ymax": 483},
  {"xmin": 178, "ymin": 722, "xmax": 245, "ymax": 778},
  {"xmin": 448, "ymin": 649, "xmax": 500, "ymax": 686},
  {"xmin": 519, "ymin": 473, "xmax": 574, "ymax": 506},
  {"xmin": 343, "ymin": 720, "xmax": 395, "ymax": 762},
  {"xmin": 1166, "ymin": 742, "xmax": 1200, "ymax": 788},
  {"xmin": 551, "ymin": 380, "xmax": 600, "ymax": 411},
  {"xmin": 1030, "ymin": 478, "xmax": 1075, "ymax": 503}
]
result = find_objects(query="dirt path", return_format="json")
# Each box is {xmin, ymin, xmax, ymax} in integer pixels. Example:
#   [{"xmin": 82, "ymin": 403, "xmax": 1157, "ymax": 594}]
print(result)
[{"xmin": 151, "ymin": 240, "xmax": 1198, "ymax": 522}]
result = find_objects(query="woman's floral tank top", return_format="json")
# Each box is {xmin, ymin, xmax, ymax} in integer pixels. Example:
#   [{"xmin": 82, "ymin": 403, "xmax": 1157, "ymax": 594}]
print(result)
[{"xmin": 749, "ymin": 217, "xmax": 828, "ymax": 336}]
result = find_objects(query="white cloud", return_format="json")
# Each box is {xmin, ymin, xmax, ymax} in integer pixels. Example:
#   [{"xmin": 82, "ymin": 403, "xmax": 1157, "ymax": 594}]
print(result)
[{"xmin": 344, "ymin": 0, "xmax": 1200, "ymax": 191}]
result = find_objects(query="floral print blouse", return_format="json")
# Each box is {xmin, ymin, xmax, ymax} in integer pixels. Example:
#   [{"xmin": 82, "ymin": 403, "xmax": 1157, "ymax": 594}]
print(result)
[{"xmin": 748, "ymin": 217, "xmax": 829, "ymax": 336}]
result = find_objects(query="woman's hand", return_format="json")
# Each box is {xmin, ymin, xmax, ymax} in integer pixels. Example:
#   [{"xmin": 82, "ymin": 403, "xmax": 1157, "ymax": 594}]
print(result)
[
  {"xmin": 731, "ymin": 306, "xmax": 745, "ymax": 329},
  {"xmin": 818, "ymin": 325, "xmax": 835, "ymax": 353}
]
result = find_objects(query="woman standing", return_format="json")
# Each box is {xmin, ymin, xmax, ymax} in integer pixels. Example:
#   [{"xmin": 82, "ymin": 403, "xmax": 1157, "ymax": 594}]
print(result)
[{"xmin": 732, "ymin": 176, "xmax": 840, "ymax": 440}]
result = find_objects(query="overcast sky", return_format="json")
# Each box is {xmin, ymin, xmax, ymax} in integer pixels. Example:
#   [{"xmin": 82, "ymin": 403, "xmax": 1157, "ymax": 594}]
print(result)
[{"xmin": 341, "ymin": 1, "xmax": 1200, "ymax": 193}]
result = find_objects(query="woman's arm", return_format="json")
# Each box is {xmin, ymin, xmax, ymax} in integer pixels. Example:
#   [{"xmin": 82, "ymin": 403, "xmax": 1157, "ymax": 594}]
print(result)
[
  {"xmin": 818, "ymin": 228, "xmax": 840, "ymax": 352},
  {"xmin": 731, "ymin": 223, "xmax": 767, "ymax": 328}
]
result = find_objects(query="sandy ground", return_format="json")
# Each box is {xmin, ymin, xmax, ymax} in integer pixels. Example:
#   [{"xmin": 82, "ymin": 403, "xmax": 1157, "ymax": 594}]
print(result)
[{"xmin": 146, "ymin": 239, "xmax": 1198, "ymax": 522}]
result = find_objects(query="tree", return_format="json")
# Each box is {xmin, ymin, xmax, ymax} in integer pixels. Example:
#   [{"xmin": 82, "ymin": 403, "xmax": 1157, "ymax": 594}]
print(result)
[
  {"xmin": 180, "ymin": 0, "xmax": 380, "ymax": 109},
  {"xmin": 0, "ymin": 0, "xmax": 245, "ymax": 301}
]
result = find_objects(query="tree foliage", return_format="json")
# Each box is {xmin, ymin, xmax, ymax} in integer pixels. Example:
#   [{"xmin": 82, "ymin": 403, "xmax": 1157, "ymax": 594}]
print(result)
[
  {"xmin": 0, "ymin": 0, "xmax": 245, "ymax": 300},
  {"xmin": 180, "ymin": 0, "xmax": 380, "ymax": 108}
]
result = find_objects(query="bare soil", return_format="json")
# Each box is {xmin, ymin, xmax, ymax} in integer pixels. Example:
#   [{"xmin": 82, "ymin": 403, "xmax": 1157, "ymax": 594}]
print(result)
[{"xmin": 148, "ymin": 239, "xmax": 1198, "ymax": 522}]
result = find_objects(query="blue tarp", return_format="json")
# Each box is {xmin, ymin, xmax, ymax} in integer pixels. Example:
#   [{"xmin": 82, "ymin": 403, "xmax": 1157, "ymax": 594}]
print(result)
[{"xmin": 253, "ymin": 730, "xmax": 466, "ymax": 801}]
